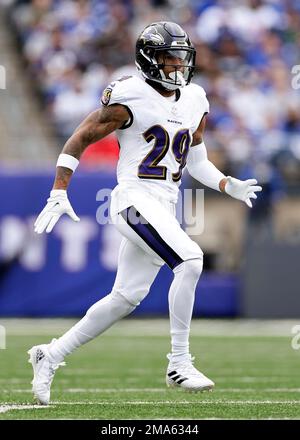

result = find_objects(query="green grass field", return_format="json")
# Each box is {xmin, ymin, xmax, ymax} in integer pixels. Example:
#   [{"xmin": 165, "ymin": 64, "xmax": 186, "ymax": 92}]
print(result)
[{"xmin": 0, "ymin": 318, "xmax": 300, "ymax": 420}]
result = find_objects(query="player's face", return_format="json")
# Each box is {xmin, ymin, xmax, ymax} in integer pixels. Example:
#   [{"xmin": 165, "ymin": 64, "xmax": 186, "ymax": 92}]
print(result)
[{"xmin": 157, "ymin": 51, "xmax": 185, "ymax": 76}]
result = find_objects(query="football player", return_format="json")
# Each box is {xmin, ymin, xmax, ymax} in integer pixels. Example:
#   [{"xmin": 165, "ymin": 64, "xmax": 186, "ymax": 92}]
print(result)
[{"xmin": 29, "ymin": 22, "xmax": 262, "ymax": 404}]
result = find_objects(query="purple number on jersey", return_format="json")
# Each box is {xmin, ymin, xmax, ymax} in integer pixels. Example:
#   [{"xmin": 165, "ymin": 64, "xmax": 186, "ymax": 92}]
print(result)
[
  {"xmin": 138, "ymin": 125, "xmax": 169, "ymax": 179},
  {"xmin": 138, "ymin": 125, "xmax": 191, "ymax": 181},
  {"xmin": 171, "ymin": 129, "xmax": 191, "ymax": 182}
]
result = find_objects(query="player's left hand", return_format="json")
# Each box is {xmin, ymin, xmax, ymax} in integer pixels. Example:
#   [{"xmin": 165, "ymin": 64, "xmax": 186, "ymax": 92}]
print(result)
[{"xmin": 224, "ymin": 176, "xmax": 262, "ymax": 208}]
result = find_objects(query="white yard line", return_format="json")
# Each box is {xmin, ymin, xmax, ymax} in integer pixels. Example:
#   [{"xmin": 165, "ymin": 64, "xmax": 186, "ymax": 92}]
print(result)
[
  {"xmin": 3, "ymin": 387, "xmax": 300, "ymax": 393},
  {"xmin": 216, "ymin": 377, "xmax": 296, "ymax": 382},
  {"xmin": 2, "ymin": 399, "xmax": 300, "ymax": 405},
  {"xmin": 1, "ymin": 400, "xmax": 300, "ymax": 414},
  {"xmin": 0, "ymin": 405, "xmax": 48, "ymax": 414},
  {"xmin": 216, "ymin": 388, "xmax": 300, "ymax": 393},
  {"xmin": 50, "ymin": 400, "xmax": 300, "ymax": 405}
]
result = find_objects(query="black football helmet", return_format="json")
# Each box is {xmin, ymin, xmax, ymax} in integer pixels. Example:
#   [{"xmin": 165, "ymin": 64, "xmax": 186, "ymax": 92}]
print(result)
[{"xmin": 136, "ymin": 21, "xmax": 196, "ymax": 91}]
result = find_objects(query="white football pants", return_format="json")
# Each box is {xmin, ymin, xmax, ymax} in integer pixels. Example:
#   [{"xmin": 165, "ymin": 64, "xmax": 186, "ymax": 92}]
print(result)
[{"xmin": 48, "ymin": 185, "xmax": 203, "ymax": 363}]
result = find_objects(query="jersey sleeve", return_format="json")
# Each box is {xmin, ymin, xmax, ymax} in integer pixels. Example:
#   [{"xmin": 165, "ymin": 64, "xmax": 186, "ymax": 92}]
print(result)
[
  {"xmin": 202, "ymin": 91, "xmax": 209, "ymax": 115},
  {"xmin": 189, "ymin": 84, "xmax": 209, "ymax": 133},
  {"xmin": 101, "ymin": 76, "xmax": 135, "ymax": 129},
  {"xmin": 101, "ymin": 80, "xmax": 125, "ymax": 106},
  {"xmin": 194, "ymin": 84, "xmax": 209, "ymax": 115}
]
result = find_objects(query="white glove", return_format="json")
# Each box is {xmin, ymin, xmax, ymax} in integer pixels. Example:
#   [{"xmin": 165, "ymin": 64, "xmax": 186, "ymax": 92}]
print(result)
[
  {"xmin": 225, "ymin": 176, "xmax": 262, "ymax": 208},
  {"xmin": 34, "ymin": 189, "xmax": 80, "ymax": 234}
]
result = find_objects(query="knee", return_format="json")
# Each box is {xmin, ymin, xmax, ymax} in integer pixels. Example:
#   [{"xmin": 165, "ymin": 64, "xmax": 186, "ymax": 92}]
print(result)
[
  {"xmin": 110, "ymin": 290, "xmax": 137, "ymax": 317},
  {"xmin": 110, "ymin": 290, "xmax": 138, "ymax": 313},
  {"xmin": 86, "ymin": 291, "xmax": 136, "ymax": 321},
  {"xmin": 174, "ymin": 257, "xmax": 203, "ymax": 281},
  {"xmin": 186, "ymin": 257, "xmax": 203, "ymax": 279},
  {"xmin": 113, "ymin": 282, "xmax": 150, "ymax": 307}
]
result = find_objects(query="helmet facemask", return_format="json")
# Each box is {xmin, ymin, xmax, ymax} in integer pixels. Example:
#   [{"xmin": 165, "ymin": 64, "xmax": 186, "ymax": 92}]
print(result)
[{"xmin": 136, "ymin": 46, "xmax": 195, "ymax": 91}]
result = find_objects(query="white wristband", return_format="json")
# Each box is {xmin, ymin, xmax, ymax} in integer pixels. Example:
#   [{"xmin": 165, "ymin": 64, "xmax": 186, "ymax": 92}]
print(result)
[{"xmin": 56, "ymin": 154, "xmax": 79, "ymax": 172}]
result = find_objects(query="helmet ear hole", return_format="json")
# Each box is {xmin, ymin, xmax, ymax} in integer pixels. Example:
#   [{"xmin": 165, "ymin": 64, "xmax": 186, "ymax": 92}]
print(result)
[
  {"xmin": 149, "ymin": 66, "xmax": 159, "ymax": 78},
  {"xmin": 145, "ymin": 47, "xmax": 155, "ymax": 59}
]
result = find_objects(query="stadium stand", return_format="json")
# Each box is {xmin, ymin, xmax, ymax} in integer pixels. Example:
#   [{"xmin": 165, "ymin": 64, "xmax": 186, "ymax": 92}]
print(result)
[
  {"xmin": 3, "ymin": 0, "xmax": 300, "ymax": 187},
  {"xmin": 0, "ymin": 5, "xmax": 58, "ymax": 163},
  {"xmin": 0, "ymin": 1, "xmax": 299, "ymax": 316}
]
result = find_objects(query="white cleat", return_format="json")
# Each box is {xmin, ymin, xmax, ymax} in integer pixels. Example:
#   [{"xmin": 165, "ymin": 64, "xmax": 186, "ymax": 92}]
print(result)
[
  {"xmin": 166, "ymin": 353, "xmax": 215, "ymax": 392},
  {"xmin": 27, "ymin": 339, "xmax": 65, "ymax": 405}
]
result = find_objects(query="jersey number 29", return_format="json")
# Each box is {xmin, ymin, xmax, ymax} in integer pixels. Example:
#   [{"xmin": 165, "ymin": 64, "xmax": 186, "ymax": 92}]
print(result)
[{"xmin": 138, "ymin": 125, "xmax": 191, "ymax": 182}]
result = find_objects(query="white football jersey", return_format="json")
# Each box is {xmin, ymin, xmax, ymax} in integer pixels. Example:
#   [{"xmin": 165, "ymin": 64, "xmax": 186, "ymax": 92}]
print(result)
[{"xmin": 101, "ymin": 74, "xmax": 209, "ymax": 203}]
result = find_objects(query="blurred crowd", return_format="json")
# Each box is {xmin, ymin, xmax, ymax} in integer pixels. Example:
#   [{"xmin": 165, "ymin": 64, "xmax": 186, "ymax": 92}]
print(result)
[{"xmin": 6, "ymin": 0, "xmax": 300, "ymax": 191}]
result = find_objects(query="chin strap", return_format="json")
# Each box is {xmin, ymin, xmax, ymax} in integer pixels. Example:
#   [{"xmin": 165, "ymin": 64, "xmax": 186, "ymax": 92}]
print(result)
[
  {"xmin": 169, "ymin": 71, "xmax": 186, "ymax": 87},
  {"xmin": 159, "ymin": 70, "xmax": 186, "ymax": 90}
]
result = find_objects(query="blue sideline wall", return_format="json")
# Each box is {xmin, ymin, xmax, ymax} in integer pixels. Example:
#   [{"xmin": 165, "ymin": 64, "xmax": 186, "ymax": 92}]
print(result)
[{"xmin": 0, "ymin": 171, "xmax": 239, "ymax": 317}]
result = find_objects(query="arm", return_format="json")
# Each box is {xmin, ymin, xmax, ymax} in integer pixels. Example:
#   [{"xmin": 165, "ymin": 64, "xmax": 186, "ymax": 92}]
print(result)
[
  {"xmin": 35, "ymin": 104, "xmax": 130, "ymax": 233},
  {"xmin": 187, "ymin": 115, "xmax": 227, "ymax": 192},
  {"xmin": 53, "ymin": 104, "xmax": 130, "ymax": 190},
  {"xmin": 187, "ymin": 115, "xmax": 262, "ymax": 207}
]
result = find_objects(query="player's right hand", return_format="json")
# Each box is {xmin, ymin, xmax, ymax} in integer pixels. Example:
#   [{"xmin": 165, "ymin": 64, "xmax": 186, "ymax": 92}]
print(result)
[{"xmin": 34, "ymin": 189, "xmax": 80, "ymax": 234}]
